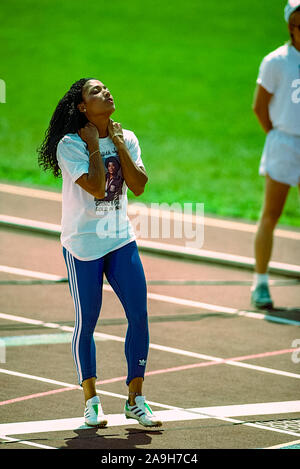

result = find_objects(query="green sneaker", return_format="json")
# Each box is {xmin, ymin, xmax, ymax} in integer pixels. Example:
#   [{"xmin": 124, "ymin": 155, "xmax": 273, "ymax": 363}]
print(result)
[{"xmin": 251, "ymin": 284, "xmax": 273, "ymax": 309}]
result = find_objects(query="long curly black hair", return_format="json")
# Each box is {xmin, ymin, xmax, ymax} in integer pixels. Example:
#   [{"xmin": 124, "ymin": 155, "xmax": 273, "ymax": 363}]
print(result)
[{"xmin": 38, "ymin": 78, "xmax": 94, "ymax": 177}]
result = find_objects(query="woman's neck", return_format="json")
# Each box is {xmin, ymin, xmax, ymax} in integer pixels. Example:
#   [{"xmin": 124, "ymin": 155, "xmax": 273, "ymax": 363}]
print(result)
[{"xmin": 89, "ymin": 116, "xmax": 110, "ymax": 138}]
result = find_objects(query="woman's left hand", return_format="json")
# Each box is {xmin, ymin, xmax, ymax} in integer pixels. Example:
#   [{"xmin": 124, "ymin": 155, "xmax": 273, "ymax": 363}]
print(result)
[{"xmin": 108, "ymin": 119, "xmax": 124, "ymax": 143}]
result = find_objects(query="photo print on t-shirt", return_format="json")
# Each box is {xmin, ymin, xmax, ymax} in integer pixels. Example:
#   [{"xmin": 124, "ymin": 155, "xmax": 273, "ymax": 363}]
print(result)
[{"xmin": 94, "ymin": 156, "xmax": 125, "ymax": 214}]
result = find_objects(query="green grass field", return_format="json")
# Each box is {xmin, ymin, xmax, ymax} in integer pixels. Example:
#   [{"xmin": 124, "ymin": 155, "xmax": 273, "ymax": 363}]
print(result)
[{"xmin": 0, "ymin": 0, "xmax": 299, "ymax": 226}]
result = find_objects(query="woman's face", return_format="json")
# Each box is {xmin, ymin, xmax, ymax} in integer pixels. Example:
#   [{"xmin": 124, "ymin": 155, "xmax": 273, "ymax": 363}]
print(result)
[
  {"xmin": 289, "ymin": 11, "xmax": 300, "ymax": 48},
  {"xmin": 79, "ymin": 79, "xmax": 115, "ymax": 117},
  {"xmin": 107, "ymin": 161, "xmax": 116, "ymax": 174}
]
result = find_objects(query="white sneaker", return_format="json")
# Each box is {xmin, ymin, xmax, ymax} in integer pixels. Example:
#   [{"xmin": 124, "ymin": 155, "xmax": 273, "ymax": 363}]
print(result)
[
  {"xmin": 84, "ymin": 395, "xmax": 107, "ymax": 427},
  {"xmin": 124, "ymin": 396, "xmax": 162, "ymax": 427}
]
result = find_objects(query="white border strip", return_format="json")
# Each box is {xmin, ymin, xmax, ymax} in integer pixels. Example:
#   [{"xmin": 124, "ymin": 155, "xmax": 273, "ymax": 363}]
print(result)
[
  {"xmin": 0, "ymin": 368, "xmax": 300, "ymax": 441},
  {"xmin": 1, "ymin": 401, "xmax": 300, "ymax": 437}
]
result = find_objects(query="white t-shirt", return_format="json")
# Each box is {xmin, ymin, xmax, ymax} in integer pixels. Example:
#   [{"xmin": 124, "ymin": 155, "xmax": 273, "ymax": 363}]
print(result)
[
  {"xmin": 256, "ymin": 44, "xmax": 300, "ymax": 136},
  {"xmin": 57, "ymin": 129, "xmax": 144, "ymax": 260}
]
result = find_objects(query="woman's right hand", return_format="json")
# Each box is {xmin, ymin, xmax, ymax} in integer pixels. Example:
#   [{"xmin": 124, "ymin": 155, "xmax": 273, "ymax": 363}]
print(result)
[{"xmin": 78, "ymin": 122, "xmax": 99, "ymax": 146}]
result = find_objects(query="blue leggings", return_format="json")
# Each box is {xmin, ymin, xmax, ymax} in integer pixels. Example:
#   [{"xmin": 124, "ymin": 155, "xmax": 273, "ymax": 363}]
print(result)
[{"xmin": 63, "ymin": 241, "xmax": 149, "ymax": 386}]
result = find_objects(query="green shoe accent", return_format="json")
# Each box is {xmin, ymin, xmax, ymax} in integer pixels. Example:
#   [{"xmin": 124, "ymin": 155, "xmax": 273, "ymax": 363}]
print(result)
[
  {"xmin": 92, "ymin": 404, "xmax": 99, "ymax": 416},
  {"xmin": 145, "ymin": 403, "xmax": 153, "ymax": 415}
]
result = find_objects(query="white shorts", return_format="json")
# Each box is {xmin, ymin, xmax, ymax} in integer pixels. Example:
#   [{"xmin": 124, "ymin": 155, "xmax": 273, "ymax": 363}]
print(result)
[{"xmin": 259, "ymin": 128, "xmax": 300, "ymax": 187}]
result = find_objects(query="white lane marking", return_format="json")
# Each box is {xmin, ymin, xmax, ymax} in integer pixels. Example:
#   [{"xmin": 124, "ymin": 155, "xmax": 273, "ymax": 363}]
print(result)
[
  {"xmin": 0, "ymin": 214, "xmax": 61, "ymax": 233},
  {"xmin": 2, "ymin": 264, "xmax": 300, "ymax": 326},
  {"xmin": 147, "ymin": 292, "xmax": 237, "ymax": 313},
  {"xmin": 138, "ymin": 239, "xmax": 300, "ymax": 275},
  {"xmin": 265, "ymin": 438, "xmax": 300, "ymax": 449},
  {"xmin": 4, "ymin": 263, "xmax": 297, "ymax": 327},
  {"xmin": 0, "ymin": 265, "xmax": 63, "ymax": 281},
  {"xmin": 0, "ymin": 368, "xmax": 79, "ymax": 389},
  {"xmin": 0, "ymin": 367, "xmax": 211, "ymax": 416},
  {"xmin": 1, "ymin": 312, "xmax": 300, "ymax": 380},
  {"xmin": 0, "ymin": 434, "xmax": 56, "ymax": 449},
  {"xmin": 1, "ymin": 182, "xmax": 299, "ymax": 240},
  {"xmin": 189, "ymin": 401, "xmax": 300, "ymax": 418},
  {"xmin": 2, "ymin": 333, "xmax": 73, "ymax": 346},
  {"xmin": 1, "ymin": 367, "xmax": 300, "ymax": 440},
  {"xmin": 127, "ymin": 204, "xmax": 300, "ymax": 241},
  {"xmin": 0, "ymin": 183, "xmax": 62, "ymax": 201},
  {"xmin": 0, "ymin": 264, "xmax": 267, "ymax": 322},
  {"xmin": 1, "ymin": 333, "xmax": 109, "ymax": 347},
  {"xmin": 146, "ymin": 291, "xmax": 267, "ymax": 321},
  {"xmin": 2, "ymin": 216, "xmax": 300, "ymax": 277},
  {"xmin": 0, "ymin": 312, "xmax": 122, "ymax": 342},
  {"xmin": 0, "ymin": 400, "xmax": 300, "ymax": 438},
  {"xmin": 226, "ymin": 360, "xmax": 300, "ymax": 379}
]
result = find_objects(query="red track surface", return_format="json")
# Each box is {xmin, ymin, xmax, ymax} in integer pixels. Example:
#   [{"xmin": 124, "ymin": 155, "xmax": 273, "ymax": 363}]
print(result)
[{"xmin": 0, "ymin": 184, "xmax": 300, "ymax": 450}]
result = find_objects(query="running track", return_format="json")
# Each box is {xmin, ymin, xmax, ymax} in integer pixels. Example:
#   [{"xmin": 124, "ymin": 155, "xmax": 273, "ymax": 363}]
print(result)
[{"xmin": 0, "ymin": 182, "xmax": 299, "ymax": 450}]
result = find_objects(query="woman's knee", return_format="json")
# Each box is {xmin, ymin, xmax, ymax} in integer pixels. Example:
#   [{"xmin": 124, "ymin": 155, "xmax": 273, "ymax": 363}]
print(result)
[
  {"xmin": 260, "ymin": 208, "xmax": 282, "ymax": 229},
  {"xmin": 127, "ymin": 307, "xmax": 148, "ymax": 331}
]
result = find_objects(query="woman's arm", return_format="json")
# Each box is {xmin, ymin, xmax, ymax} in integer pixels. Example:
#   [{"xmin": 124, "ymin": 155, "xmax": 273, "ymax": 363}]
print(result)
[
  {"xmin": 252, "ymin": 84, "xmax": 274, "ymax": 134},
  {"xmin": 108, "ymin": 120, "xmax": 148, "ymax": 196},
  {"xmin": 76, "ymin": 123, "xmax": 106, "ymax": 199}
]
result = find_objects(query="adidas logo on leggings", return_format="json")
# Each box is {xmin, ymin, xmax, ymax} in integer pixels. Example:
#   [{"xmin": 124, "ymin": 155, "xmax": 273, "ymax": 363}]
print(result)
[{"xmin": 139, "ymin": 359, "xmax": 147, "ymax": 366}]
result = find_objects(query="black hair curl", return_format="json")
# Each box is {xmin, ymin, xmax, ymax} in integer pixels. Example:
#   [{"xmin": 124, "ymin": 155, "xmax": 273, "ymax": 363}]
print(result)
[{"xmin": 37, "ymin": 77, "xmax": 94, "ymax": 177}]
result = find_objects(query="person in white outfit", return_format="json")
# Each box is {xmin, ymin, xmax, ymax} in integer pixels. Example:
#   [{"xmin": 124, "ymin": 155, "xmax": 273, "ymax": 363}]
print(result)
[{"xmin": 251, "ymin": 0, "xmax": 300, "ymax": 309}]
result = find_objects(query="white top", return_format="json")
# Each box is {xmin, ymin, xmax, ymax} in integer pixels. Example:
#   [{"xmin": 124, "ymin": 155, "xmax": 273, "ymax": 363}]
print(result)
[
  {"xmin": 257, "ymin": 44, "xmax": 300, "ymax": 136},
  {"xmin": 57, "ymin": 129, "xmax": 144, "ymax": 260}
]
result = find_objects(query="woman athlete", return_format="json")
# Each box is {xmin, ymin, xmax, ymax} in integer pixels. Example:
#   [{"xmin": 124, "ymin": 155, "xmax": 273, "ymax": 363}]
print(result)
[{"xmin": 38, "ymin": 77, "xmax": 162, "ymax": 428}]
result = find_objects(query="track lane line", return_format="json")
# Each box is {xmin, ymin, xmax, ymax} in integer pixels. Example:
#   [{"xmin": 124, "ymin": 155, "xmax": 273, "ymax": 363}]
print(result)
[
  {"xmin": 2, "ymin": 264, "xmax": 300, "ymax": 326},
  {"xmin": 1, "ymin": 393, "xmax": 300, "ymax": 439},
  {"xmin": 264, "ymin": 438, "xmax": 300, "ymax": 449},
  {"xmin": 0, "ymin": 435, "xmax": 56, "ymax": 449},
  {"xmin": 2, "ymin": 216, "xmax": 300, "ymax": 278},
  {"xmin": 1, "ymin": 312, "xmax": 300, "ymax": 380},
  {"xmin": 1, "ymin": 182, "xmax": 299, "ymax": 240},
  {"xmin": 1, "ymin": 346, "xmax": 299, "ymax": 407}
]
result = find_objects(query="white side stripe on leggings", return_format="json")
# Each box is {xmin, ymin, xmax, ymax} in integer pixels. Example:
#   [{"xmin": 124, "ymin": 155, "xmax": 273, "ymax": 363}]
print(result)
[
  {"xmin": 71, "ymin": 252, "xmax": 83, "ymax": 385},
  {"xmin": 70, "ymin": 252, "xmax": 82, "ymax": 383},
  {"xmin": 66, "ymin": 250, "xmax": 83, "ymax": 384},
  {"xmin": 66, "ymin": 251, "xmax": 78, "ymax": 381}
]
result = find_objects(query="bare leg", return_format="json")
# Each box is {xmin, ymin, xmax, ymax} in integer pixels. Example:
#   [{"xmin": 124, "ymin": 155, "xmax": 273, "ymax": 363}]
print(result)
[
  {"xmin": 82, "ymin": 377, "xmax": 97, "ymax": 404},
  {"xmin": 128, "ymin": 377, "xmax": 143, "ymax": 405},
  {"xmin": 254, "ymin": 175, "xmax": 290, "ymax": 274}
]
